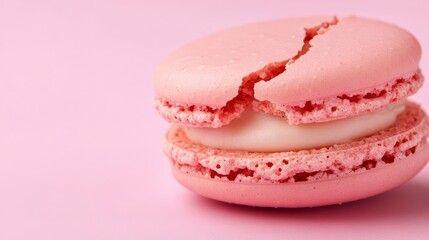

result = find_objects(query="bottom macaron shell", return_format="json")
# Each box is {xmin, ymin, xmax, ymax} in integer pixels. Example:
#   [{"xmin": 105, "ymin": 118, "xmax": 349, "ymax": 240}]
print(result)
[
  {"xmin": 164, "ymin": 102, "xmax": 429, "ymax": 207},
  {"xmin": 173, "ymin": 145, "xmax": 429, "ymax": 208}
]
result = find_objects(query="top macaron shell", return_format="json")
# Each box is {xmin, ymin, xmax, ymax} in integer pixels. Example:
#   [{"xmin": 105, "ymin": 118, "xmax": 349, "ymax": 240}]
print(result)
[{"xmin": 153, "ymin": 16, "xmax": 421, "ymax": 108}]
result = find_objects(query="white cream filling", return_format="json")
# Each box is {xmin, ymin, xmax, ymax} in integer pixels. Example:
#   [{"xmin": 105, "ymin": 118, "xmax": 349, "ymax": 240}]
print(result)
[{"xmin": 183, "ymin": 101, "xmax": 406, "ymax": 152}]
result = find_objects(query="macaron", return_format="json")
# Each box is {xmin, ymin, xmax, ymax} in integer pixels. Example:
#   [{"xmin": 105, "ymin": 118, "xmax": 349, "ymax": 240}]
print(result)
[{"xmin": 153, "ymin": 16, "xmax": 429, "ymax": 208}]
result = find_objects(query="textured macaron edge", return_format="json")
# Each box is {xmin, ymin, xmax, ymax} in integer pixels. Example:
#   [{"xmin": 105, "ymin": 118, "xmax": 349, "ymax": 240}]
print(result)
[
  {"xmin": 155, "ymin": 71, "xmax": 423, "ymax": 127},
  {"xmin": 163, "ymin": 102, "xmax": 429, "ymax": 183},
  {"xmin": 253, "ymin": 71, "xmax": 423, "ymax": 124}
]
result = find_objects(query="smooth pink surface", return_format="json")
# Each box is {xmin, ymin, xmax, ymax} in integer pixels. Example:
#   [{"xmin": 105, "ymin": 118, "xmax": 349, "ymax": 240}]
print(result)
[{"xmin": 1, "ymin": 0, "xmax": 429, "ymax": 240}]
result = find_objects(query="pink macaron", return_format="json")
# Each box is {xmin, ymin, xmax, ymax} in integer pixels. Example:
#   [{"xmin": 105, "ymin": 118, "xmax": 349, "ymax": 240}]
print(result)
[{"xmin": 153, "ymin": 16, "xmax": 429, "ymax": 208}]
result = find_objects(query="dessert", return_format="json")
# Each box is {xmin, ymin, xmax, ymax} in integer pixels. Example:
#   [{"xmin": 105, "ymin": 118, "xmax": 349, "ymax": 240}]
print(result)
[{"xmin": 153, "ymin": 16, "xmax": 429, "ymax": 207}]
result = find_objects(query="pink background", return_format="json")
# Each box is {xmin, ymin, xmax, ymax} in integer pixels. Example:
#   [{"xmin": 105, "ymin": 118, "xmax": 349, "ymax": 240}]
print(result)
[{"xmin": 1, "ymin": 0, "xmax": 429, "ymax": 239}]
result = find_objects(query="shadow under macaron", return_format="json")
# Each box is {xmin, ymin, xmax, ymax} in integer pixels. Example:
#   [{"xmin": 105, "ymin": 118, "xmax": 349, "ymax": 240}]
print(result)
[{"xmin": 187, "ymin": 180, "xmax": 429, "ymax": 222}]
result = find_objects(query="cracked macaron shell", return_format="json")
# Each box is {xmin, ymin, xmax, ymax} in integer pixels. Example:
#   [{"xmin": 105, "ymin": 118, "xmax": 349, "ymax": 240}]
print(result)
[
  {"xmin": 152, "ymin": 16, "xmax": 333, "ymax": 108},
  {"xmin": 152, "ymin": 16, "xmax": 421, "ymax": 108}
]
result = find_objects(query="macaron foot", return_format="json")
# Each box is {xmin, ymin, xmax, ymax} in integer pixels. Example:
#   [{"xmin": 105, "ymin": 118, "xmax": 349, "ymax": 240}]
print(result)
[{"xmin": 172, "ymin": 145, "xmax": 429, "ymax": 208}]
